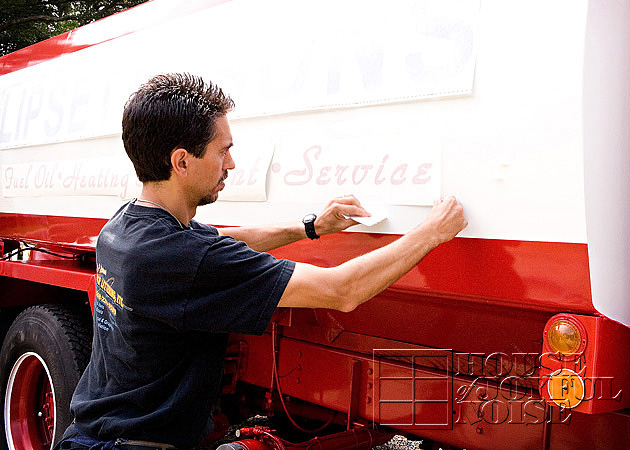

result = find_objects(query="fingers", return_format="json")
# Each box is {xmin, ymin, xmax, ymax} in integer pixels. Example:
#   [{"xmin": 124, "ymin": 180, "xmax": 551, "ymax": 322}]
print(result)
[
  {"xmin": 331, "ymin": 194, "xmax": 361, "ymax": 206},
  {"xmin": 443, "ymin": 198, "xmax": 467, "ymax": 235},
  {"xmin": 337, "ymin": 204, "xmax": 371, "ymax": 219},
  {"xmin": 434, "ymin": 195, "xmax": 457, "ymax": 205},
  {"xmin": 432, "ymin": 196, "xmax": 461, "ymax": 215},
  {"xmin": 424, "ymin": 195, "xmax": 467, "ymax": 242},
  {"xmin": 315, "ymin": 195, "xmax": 373, "ymax": 236},
  {"xmin": 328, "ymin": 195, "xmax": 371, "ymax": 217}
]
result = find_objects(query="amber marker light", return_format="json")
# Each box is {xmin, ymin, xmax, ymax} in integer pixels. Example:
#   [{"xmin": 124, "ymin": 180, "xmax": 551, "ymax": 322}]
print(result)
[
  {"xmin": 545, "ymin": 317, "xmax": 586, "ymax": 357},
  {"xmin": 547, "ymin": 368, "xmax": 585, "ymax": 408}
]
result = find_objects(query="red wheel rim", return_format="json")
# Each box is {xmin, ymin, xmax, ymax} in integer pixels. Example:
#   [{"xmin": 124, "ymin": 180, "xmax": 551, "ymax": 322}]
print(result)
[{"xmin": 4, "ymin": 353, "xmax": 56, "ymax": 450}]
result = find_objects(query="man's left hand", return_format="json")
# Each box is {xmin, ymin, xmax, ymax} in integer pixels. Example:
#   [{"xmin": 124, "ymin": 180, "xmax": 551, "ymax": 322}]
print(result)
[{"xmin": 315, "ymin": 195, "xmax": 371, "ymax": 236}]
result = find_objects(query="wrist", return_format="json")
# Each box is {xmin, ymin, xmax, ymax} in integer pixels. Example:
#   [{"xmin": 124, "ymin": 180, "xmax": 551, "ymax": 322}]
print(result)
[
  {"xmin": 412, "ymin": 221, "xmax": 442, "ymax": 251},
  {"xmin": 302, "ymin": 213, "xmax": 320, "ymax": 240}
]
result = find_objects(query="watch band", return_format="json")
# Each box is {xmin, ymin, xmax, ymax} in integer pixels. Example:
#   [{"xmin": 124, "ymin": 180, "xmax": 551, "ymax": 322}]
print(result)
[{"xmin": 302, "ymin": 213, "xmax": 319, "ymax": 240}]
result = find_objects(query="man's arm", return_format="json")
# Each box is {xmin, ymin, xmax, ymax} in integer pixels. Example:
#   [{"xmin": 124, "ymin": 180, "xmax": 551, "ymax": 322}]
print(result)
[
  {"xmin": 278, "ymin": 197, "xmax": 467, "ymax": 311},
  {"xmin": 218, "ymin": 195, "xmax": 369, "ymax": 252}
]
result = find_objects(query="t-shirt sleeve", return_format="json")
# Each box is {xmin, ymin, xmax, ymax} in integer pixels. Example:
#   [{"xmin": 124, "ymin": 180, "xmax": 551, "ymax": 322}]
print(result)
[{"xmin": 185, "ymin": 235, "xmax": 295, "ymax": 334}]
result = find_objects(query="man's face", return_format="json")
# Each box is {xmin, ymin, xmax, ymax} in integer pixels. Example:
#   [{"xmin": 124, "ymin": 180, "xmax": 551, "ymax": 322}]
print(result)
[{"xmin": 189, "ymin": 115, "xmax": 235, "ymax": 206}]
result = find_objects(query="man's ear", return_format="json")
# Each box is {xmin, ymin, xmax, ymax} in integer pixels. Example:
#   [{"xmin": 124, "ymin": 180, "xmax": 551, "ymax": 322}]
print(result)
[{"xmin": 170, "ymin": 148, "xmax": 190, "ymax": 177}]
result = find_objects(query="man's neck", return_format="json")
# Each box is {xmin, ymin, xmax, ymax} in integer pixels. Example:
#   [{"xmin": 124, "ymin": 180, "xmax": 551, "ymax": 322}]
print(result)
[{"xmin": 137, "ymin": 183, "xmax": 196, "ymax": 227}]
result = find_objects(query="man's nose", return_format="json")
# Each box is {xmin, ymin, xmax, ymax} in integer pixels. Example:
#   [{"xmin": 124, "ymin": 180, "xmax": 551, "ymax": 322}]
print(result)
[{"xmin": 224, "ymin": 150, "xmax": 236, "ymax": 170}]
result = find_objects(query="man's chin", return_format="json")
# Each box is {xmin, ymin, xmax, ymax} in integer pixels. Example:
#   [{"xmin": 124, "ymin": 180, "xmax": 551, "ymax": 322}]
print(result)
[{"xmin": 198, "ymin": 193, "xmax": 218, "ymax": 207}]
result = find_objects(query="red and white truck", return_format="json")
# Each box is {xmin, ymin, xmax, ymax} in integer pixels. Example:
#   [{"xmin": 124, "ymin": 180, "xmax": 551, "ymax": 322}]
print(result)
[{"xmin": 0, "ymin": 1, "xmax": 628, "ymax": 449}]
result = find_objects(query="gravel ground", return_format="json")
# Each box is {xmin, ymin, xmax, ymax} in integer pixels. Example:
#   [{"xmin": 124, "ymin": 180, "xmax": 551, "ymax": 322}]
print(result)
[{"xmin": 373, "ymin": 435, "xmax": 428, "ymax": 450}]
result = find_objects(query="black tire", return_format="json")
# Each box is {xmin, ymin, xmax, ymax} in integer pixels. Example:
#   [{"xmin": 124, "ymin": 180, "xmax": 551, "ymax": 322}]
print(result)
[{"xmin": 0, "ymin": 304, "xmax": 91, "ymax": 450}]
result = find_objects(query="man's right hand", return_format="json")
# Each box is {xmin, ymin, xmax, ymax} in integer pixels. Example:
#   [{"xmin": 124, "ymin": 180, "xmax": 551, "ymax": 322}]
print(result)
[{"xmin": 422, "ymin": 196, "xmax": 468, "ymax": 247}]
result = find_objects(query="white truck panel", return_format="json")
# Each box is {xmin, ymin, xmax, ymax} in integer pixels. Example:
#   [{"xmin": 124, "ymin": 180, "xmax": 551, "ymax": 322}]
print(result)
[
  {"xmin": 583, "ymin": 0, "xmax": 630, "ymax": 326},
  {"xmin": 1, "ymin": 0, "xmax": 589, "ymax": 244}
]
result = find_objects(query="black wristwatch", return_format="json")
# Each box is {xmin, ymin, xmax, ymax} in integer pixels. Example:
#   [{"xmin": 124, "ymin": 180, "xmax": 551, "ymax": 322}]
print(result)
[{"xmin": 302, "ymin": 213, "xmax": 319, "ymax": 240}]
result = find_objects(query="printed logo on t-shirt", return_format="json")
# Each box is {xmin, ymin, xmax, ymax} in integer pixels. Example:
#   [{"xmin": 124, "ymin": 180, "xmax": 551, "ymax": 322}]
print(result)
[{"xmin": 95, "ymin": 263, "xmax": 132, "ymax": 331}]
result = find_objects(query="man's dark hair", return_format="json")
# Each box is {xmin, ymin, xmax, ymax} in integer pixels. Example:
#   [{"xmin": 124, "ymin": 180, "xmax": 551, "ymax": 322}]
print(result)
[{"xmin": 122, "ymin": 73, "xmax": 235, "ymax": 182}]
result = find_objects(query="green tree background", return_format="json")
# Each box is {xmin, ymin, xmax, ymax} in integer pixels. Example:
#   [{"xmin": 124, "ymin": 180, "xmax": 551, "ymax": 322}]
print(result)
[{"xmin": 0, "ymin": 0, "xmax": 148, "ymax": 56}]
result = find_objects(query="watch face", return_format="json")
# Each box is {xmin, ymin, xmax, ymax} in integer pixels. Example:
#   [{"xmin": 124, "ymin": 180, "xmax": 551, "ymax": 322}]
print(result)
[{"xmin": 303, "ymin": 213, "xmax": 316, "ymax": 224}]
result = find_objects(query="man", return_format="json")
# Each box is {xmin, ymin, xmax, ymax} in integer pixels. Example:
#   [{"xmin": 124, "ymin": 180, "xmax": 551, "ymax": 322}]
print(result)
[{"xmin": 58, "ymin": 73, "xmax": 467, "ymax": 450}]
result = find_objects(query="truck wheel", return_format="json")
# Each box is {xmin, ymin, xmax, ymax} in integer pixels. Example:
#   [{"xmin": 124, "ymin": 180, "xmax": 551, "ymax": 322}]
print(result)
[{"xmin": 0, "ymin": 305, "xmax": 91, "ymax": 450}]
